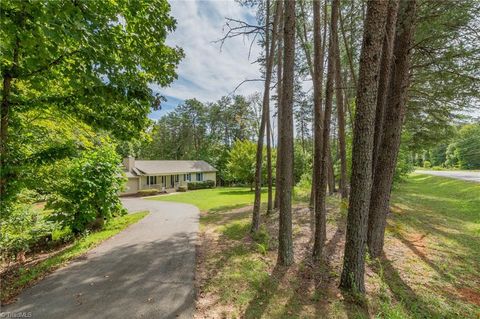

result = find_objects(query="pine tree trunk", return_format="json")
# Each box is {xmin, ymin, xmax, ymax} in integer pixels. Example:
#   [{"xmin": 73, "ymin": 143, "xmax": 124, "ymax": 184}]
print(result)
[
  {"xmin": 277, "ymin": 0, "xmax": 295, "ymax": 267},
  {"xmin": 252, "ymin": 0, "xmax": 280, "ymax": 232},
  {"xmin": 274, "ymin": 0, "xmax": 284, "ymax": 211},
  {"xmin": 312, "ymin": 0, "xmax": 338, "ymax": 260},
  {"xmin": 339, "ymin": 9, "xmax": 357, "ymax": 91},
  {"xmin": 328, "ymin": 144, "xmax": 336, "ymax": 195},
  {"xmin": 334, "ymin": 26, "xmax": 348, "ymax": 199},
  {"xmin": 310, "ymin": 0, "xmax": 328, "ymax": 212},
  {"xmin": 266, "ymin": 113, "xmax": 273, "ymax": 213},
  {"xmin": 0, "ymin": 76, "xmax": 11, "ymax": 200},
  {"xmin": 311, "ymin": 0, "xmax": 324, "ymax": 253},
  {"xmin": 368, "ymin": 0, "xmax": 417, "ymax": 258},
  {"xmin": 339, "ymin": 0, "xmax": 388, "ymax": 294},
  {"xmin": 0, "ymin": 37, "xmax": 19, "ymax": 201},
  {"xmin": 372, "ymin": 0, "xmax": 400, "ymax": 173}
]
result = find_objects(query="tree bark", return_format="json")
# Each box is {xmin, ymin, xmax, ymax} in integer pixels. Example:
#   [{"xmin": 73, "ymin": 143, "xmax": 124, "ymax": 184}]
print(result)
[
  {"xmin": 339, "ymin": 9, "xmax": 358, "ymax": 91},
  {"xmin": 372, "ymin": 0, "xmax": 400, "ymax": 173},
  {"xmin": 298, "ymin": 0, "xmax": 314, "ymax": 80},
  {"xmin": 327, "ymin": 144, "xmax": 335, "ymax": 195},
  {"xmin": 333, "ymin": 20, "xmax": 348, "ymax": 199},
  {"xmin": 339, "ymin": 0, "xmax": 388, "ymax": 294},
  {"xmin": 368, "ymin": 0, "xmax": 417, "ymax": 258},
  {"xmin": 266, "ymin": 113, "xmax": 273, "ymax": 213},
  {"xmin": 0, "ymin": 36, "xmax": 20, "ymax": 200},
  {"xmin": 253, "ymin": 0, "xmax": 280, "ymax": 233},
  {"xmin": 277, "ymin": 0, "xmax": 295, "ymax": 267},
  {"xmin": 312, "ymin": 0, "xmax": 338, "ymax": 260},
  {"xmin": 274, "ymin": 0, "xmax": 284, "ymax": 211},
  {"xmin": 310, "ymin": 0, "xmax": 328, "ymax": 211},
  {"xmin": 311, "ymin": 0, "xmax": 324, "ymax": 240},
  {"xmin": 0, "ymin": 75, "xmax": 12, "ymax": 199}
]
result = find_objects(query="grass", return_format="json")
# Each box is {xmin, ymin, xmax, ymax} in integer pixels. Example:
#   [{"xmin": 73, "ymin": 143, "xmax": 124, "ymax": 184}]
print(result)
[
  {"xmin": 1, "ymin": 211, "xmax": 148, "ymax": 303},
  {"xmin": 193, "ymin": 174, "xmax": 480, "ymax": 318},
  {"xmin": 148, "ymin": 187, "xmax": 269, "ymax": 212}
]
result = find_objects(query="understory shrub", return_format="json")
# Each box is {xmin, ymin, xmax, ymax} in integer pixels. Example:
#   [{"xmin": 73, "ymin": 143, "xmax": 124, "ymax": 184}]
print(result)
[
  {"xmin": 187, "ymin": 180, "xmax": 215, "ymax": 190},
  {"xmin": 0, "ymin": 202, "xmax": 54, "ymax": 260},
  {"xmin": 47, "ymin": 144, "xmax": 126, "ymax": 234},
  {"xmin": 178, "ymin": 185, "xmax": 187, "ymax": 192},
  {"xmin": 137, "ymin": 188, "xmax": 162, "ymax": 196},
  {"xmin": 423, "ymin": 160, "xmax": 432, "ymax": 168}
]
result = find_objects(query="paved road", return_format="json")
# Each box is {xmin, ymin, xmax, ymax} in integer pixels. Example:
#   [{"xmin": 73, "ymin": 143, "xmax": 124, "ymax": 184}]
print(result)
[
  {"xmin": 418, "ymin": 170, "xmax": 480, "ymax": 183},
  {"xmin": 1, "ymin": 198, "xmax": 199, "ymax": 319}
]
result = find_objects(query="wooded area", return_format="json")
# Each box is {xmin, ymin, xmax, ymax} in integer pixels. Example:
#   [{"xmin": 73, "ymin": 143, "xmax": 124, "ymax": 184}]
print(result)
[{"xmin": 1, "ymin": 0, "xmax": 479, "ymax": 314}]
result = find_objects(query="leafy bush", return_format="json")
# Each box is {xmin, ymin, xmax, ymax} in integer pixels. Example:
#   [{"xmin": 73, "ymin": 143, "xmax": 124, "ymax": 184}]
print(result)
[
  {"xmin": 252, "ymin": 226, "xmax": 270, "ymax": 250},
  {"xmin": 423, "ymin": 160, "xmax": 432, "ymax": 168},
  {"xmin": 0, "ymin": 203, "xmax": 54, "ymax": 259},
  {"xmin": 293, "ymin": 173, "xmax": 312, "ymax": 202},
  {"xmin": 178, "ymin": 185, "xmax": 188, "ymax": 192},
  {"xmin": 444, "ymin": 143, "xmax": 459, "ymax": 168},
  {"xmin": 137, "ymin": 188, "xmax": 162, "ymax": 196},
  {"xmin": 393, "ymin": 145, "xmax": 415, "ymax": 183},
  {"xmin": 187, "ymin": 180, "xmax": 215, "ymax": 190},
  {"xmin": 47, "ymin": 144, "xmax": 126, "ymax": 234},
  {"xmin": 455, "ymin": 124, "xmax": 480, "ymax": 169}
]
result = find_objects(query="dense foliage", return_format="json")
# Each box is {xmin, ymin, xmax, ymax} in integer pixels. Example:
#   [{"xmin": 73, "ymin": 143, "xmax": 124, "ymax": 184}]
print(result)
[
  {"xmin": 46, "ymin": 144, "xmax": 126, "ymax": 234},
  {"xmin": 125, "ymin": 96, "xmax": 262, "ymax": 184},
  {"xmin": 187, "ymin": 180, "xmax": 216, "ymax": 190},
  {"xmin": 1, "ymin": 0, "xmax": 182, "ymax": 207},
  {"xmin": 420, "ymin": 123, "xmax": 480, "ymax": 169},
  {"xmin": 0, "ymin": 0, "xmax": 182, "ymax": 260},
  {"xmin": 0, "ymin": 200, "xmax": 53, "ymax": 259}
]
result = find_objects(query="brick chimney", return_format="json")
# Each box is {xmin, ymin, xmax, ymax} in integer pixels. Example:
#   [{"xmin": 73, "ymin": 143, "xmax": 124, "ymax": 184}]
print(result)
[{"xmin": 123, "ymin": 156, "xmax": 135, "ymax": 172}]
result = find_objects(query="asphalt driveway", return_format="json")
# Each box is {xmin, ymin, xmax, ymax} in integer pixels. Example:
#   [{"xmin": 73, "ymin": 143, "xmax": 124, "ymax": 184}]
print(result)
[
  {"xmin": 418, "ymin": 170, "xmax": 480, "ymax": 183},
  {"xmin": 1, "ymin": 198, "xmax": 199, "ymax": 319}
]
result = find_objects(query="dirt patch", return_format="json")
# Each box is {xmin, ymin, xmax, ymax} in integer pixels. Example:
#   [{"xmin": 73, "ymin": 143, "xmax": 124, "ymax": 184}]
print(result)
[{"xmin": 457, "ymin": 288, "xmax": 480, "ymax": 306}]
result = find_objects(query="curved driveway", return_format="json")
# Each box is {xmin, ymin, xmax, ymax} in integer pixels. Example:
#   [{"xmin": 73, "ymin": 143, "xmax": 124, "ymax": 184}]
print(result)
[{"xmin": 1, "ymin": 198, "xmax": 199, "ymax": 319}]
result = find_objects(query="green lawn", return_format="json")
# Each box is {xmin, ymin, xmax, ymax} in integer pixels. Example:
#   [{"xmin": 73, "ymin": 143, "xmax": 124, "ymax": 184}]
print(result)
[
  {"xmin": 148, "ymin": 187, "xmax": 269, "ymax": 212},
  {"xmin": 383, "ymin": 173, "xmax": 480, "ymax": 318},
  {"xmin": 1, "ymin": 211, "xmax": 148, "ymax": 303},
  {"xmin": 191, "ymin": 174, "xmax": 480, "ymax": 318}
]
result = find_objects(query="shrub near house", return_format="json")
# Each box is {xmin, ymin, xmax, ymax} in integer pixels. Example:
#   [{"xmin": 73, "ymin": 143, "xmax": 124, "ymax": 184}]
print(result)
[{"xmin": 187, "ymin": 180, "xmax": 215, "ymax": 190}]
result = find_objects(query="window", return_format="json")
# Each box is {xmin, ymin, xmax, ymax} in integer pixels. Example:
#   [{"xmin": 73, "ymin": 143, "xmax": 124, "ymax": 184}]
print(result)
[
  {"xmin": 185, "ymin": 173, "xmax": 191, "ymax": 181},
  {"xmin": 196, "ymin": 172, "xmax": 203, "ymax": 181},
  {"xmin": 161, "ymin": 176, "xmax": 166, "ymax": 186},
  {"xmin": 175, "ymin": 175, "xmax": 179, "ymax": 182},
  {"xmin": 147, "ymin": 176, "xmax": 157, "ymax": 185}
]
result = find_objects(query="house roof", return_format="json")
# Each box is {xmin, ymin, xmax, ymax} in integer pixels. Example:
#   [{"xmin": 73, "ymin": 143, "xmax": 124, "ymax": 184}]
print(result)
[{"xmin": 129, "ymin": 160, "xmax": 217, "ymax": 176}]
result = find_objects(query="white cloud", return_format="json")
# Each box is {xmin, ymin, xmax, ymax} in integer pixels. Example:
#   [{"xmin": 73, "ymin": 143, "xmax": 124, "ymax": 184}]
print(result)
[{"xmin": 152, "ymin": 0, "xmax": 264, "ymax": 107}]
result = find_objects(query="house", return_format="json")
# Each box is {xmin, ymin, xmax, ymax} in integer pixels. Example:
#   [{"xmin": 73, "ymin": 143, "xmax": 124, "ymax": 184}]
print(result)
[{"xmin": 121, "ymin": 157, "xmax": 217, "ymax": 195}]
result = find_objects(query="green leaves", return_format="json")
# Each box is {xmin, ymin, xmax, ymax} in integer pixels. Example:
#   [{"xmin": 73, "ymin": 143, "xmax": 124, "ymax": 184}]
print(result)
[
  {"xmin": 1, "ymin": 0, "xmax": 182, "ymax": 208},
  {"xmin": 46, "ymin": 143, "xmax": 126, "ymax": 234}
]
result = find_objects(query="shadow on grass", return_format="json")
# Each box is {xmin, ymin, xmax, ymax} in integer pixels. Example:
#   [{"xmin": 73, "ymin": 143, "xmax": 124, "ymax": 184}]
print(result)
[
  {"xmin": 201, "ymin": 205, "xmax": 252, "ymax": 226},
  {"xmin": 209, "ymin": 203, "xmax": 253, "ymax": 214},
  {"xmin": 393, "ymin": 230, "xmax": 455, "ymax": 283},
  {"xmin": 277, "ymin": 210, "xmax": 368, "ymax": 319},
  {"xmin": 372, "ymin": 256, "xmax": 453, "ymax": 319},
  {"xmin": 218, "ymin": 189, "xmax": 255, "ymax": 196},
  {"xmin": 242, "ymin": 264, "xmax": 288, "ymax": 319}
]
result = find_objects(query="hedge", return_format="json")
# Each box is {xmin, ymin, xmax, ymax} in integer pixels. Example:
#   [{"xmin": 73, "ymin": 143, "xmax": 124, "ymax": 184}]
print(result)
[{"xmin": 187, "ymin": 180, "xmax": 215, "ymax": 190}]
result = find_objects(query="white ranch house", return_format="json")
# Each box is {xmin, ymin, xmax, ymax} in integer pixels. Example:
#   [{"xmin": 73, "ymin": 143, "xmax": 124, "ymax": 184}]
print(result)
[{"xmin": 121, "ymin": 157, "xmax": 217, "ymax": 195}]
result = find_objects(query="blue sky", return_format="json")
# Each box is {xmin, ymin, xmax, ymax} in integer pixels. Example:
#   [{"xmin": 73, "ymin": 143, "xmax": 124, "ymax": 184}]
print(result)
[{"xmin": 149, "ymin": 0, "xmax": 264, "ymax": 120}]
